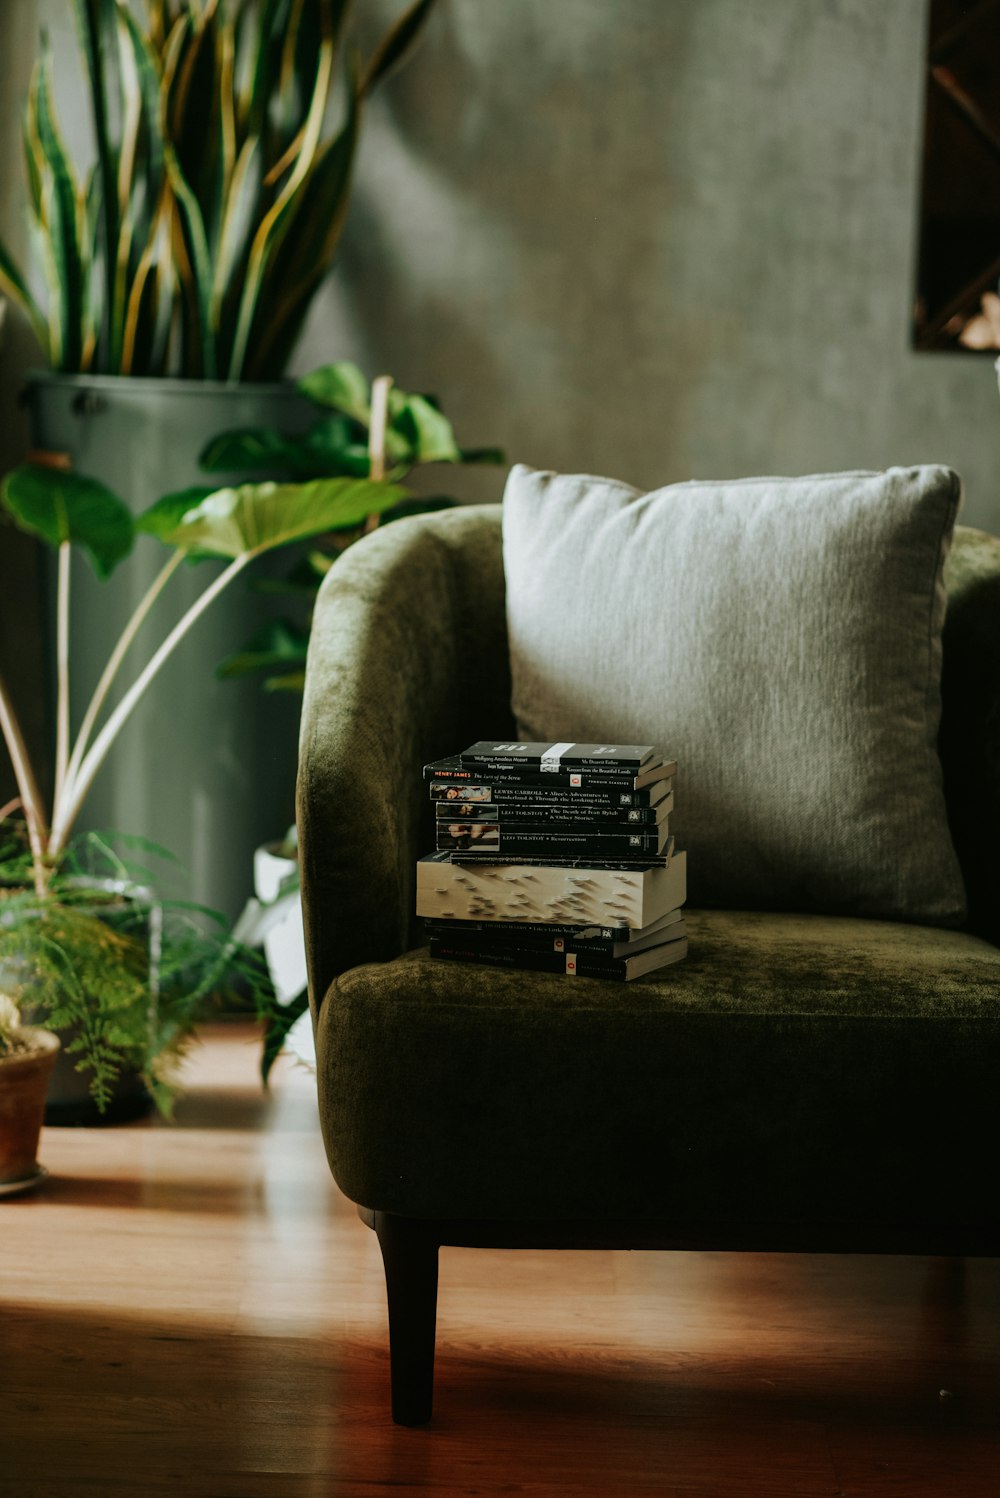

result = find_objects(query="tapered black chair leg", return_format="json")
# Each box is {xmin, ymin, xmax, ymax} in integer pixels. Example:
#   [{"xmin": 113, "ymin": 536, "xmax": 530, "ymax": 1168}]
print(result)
[{"xmin": 373, "ymin": 1212, "xmax": 440, "ymax": 1426}]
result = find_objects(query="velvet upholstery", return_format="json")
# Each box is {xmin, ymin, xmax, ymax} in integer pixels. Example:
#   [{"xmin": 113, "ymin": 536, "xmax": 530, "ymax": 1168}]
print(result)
[{"xmin": 297, "ymin": 506, "xmax": 1000, "ymax": 1232}]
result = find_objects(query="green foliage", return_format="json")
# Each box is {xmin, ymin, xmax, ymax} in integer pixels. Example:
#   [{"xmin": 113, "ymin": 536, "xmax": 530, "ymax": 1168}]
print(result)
[
  {"xmin": 207, "ymin": 362, "xmax": 504, "ymax": 689},
  {"xmin": 136, "ymin": 474, "xmax": 409, "ymax": 557},
  {"xmin": 0, "ymin": 826, "xmax": 272, "ymax": 1114},
  {"xmin": 0, "ymin": 2, "xmax": 437, "ymax": 380},
  {"xmin": 1, "ymin": 464, "xmax": 133, "ymax": 578},
  {"xmin": 202, "ymin": 361, "xmax": 506, "ymax": 482}
]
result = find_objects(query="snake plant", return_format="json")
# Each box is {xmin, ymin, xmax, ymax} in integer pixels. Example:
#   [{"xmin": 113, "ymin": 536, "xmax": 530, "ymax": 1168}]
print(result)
[{"xmin": 0, "ymin": 0, "xmax": 435, "ymax": 382}]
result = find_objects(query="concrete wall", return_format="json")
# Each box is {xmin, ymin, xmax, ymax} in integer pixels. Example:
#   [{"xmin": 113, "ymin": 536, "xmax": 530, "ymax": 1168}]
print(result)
[
  {"xmin": 295, "ymin": 0, "xmax": 1000, "ymax": 532},
  {"xmin": 3, "ymin": 0, "xmax": 998, "ymax": 826},
  {"xmin": 7, "ymin": 0, "xmax": 999, "ymax": 526}
]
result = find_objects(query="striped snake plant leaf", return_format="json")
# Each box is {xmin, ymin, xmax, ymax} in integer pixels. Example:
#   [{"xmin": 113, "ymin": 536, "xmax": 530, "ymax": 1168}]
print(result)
[
  {"xmin": 226, "ymin": 0, "xmax": 337, "ymax": 380},
  {"xmin": 161, "ymin": 13, "xmax": 218, "ymax": 377},
  {"xmin": 33, "ymin": 44, "xmax": 86, "ymax": 372},
  {"xmin": 211, "ymin": 135, "xmax": 261, "ymax": 335},
  {"xmin": 166, "ymin": 3, "xmax": 227, "ymax": 248},
  {"xmin": 0, "ymin": 238, "xmax": 51, "ymax": 361},
  {"xmin": 359, "ymin": 0, "xmax": 436, "ymax": 97},
  {"xmin": 117, "ymin": 8, "xmax": 170, "ymax": 374},
  {"xmin": 136, "ymin": 475, "xmax": 409, "ymax": 559},
  {"xmin": 71, "ymin": 0, "xmax": 121, "ymax": 369},
  {"xmin": 1, "ymin": 464, "xmax": 134, "ymax": 580},
  {"xmin": 117, "ymin": 7, "xmax": 166, "ymax": 225},
  {"xmin": 243, "ymin": 0, "xmax": 297, "ymax": 141},
  {"xmin": 242, "ymin": 83, "xmax": 359, "ymax": 380}
]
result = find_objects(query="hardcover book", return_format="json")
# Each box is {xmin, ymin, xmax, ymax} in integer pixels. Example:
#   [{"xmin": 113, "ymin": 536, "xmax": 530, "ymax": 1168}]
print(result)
[
  {"xmin": 428, "ymin": 932, "xmax": 689, "ymax": 981},
  {"xmin": 423, "ymin": 908, "xmax": 686, "ymax": 957},
  {"xmin": 415, "ymin": 850, "xmax": 687, "ymax": 928}
]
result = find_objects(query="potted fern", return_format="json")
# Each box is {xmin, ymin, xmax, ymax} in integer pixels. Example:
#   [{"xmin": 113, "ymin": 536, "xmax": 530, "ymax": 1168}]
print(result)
[
  {"xmin": 0, "ymin": 455, "xmax": 407, "ymax": 1127},
  {"xmin": 0, "ymin": 0, "xmax": 436, "ymax": 916}
]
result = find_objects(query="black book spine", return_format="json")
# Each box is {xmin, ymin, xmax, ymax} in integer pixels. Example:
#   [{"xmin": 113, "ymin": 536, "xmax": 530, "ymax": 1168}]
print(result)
[
  {"xmin": 436, "ymin": 830, "xmax": 665, "ymax": 856},
  {"xmin": 425, "ymin": 928, "xmax": 622, "ymax": 956},
  {"xmin": 459, "ymin": 749, "xmax": 651, "ymax": 770},
  {"xmin": 446, "ymin": 852, "xmax": 671, "ymax": 868},
  {"xmin": 428, "ymin": 780, "xmax": 667, "ymax": 809},
  {"xmin": 424, "ymin": 758, "xmax": 664, "ymax": 792},
  {"xmin": 429, "ymin": 937, "xmax": 633, "ymax": 979},
  {"xmin": 434, "ymin": 803, "xmax": 665, "ymax": 827},
  {"xmin": 422, "ymin": 917, "xmax": 634, "ymax": 940}
]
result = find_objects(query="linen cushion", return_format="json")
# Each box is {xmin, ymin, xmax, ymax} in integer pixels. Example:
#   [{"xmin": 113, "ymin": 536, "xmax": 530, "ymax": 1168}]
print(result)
[{"xmin": 502, "ymin": 464, "xmax": 966, "ymax": 923}]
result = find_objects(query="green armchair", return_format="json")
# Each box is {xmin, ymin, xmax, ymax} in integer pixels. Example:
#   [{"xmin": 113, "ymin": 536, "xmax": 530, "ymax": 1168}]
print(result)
[{"xmin": 297, "ymin": 501, "xmax": 1000, "ymax": 1427}]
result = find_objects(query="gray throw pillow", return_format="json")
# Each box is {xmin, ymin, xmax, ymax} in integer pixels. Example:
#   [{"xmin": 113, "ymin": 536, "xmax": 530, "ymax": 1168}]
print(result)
[{"xmin": 502, "ymin": 463, "xmax": 966, "ymax": 924}]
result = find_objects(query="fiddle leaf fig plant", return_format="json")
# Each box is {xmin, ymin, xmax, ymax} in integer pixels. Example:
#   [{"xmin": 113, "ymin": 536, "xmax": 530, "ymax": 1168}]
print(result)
[{"xmin": 0, "ymin": 0, "xmax": 437, "ymax": 379}]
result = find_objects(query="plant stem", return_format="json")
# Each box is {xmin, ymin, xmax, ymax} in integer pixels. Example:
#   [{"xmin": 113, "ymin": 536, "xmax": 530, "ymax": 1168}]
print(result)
[
  {"xmin": 364, "ymin": 374, "xmax": 392, "ymax": 532},
  {"xmin": 57, "ymin": 549, "xmax": 185, "ymax": 838},
  {"xmin": 53, "ymin": 541, "xmax": 72, "ymax": 813},
  {"xmin": 50, "ymin": 552, "xmax": 252, "ymax": 857},
  {"xmin": 0, "ymin": 674, "xmax": 50, "ymax": 897}
]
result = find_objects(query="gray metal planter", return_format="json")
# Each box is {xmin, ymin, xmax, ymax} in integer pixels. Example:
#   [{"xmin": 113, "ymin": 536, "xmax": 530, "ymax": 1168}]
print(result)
[{"xmin": 26, "ymin": 374, "xmax": 311, "ymax": 921}]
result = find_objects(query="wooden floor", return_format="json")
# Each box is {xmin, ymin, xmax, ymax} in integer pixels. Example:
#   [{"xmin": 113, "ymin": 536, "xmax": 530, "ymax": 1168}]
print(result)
[{"xmin": 2, "ymin": 1025, "xmax": 998, "ymax": 1498}]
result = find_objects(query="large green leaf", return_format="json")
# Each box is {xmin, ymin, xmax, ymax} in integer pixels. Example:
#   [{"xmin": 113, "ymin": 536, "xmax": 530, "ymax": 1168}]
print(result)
[
  {"xmin": 136, "ymin": 475, "xmax": 409, "ymax": 558},
  {"xmin": 390, "ymin": 391, "xmax": 461, "ymax": 464},
  {"xmin": 297, "ymin": 360, "xmax": 371, "ymax": 422},
  {"xmin": 1, "ymin": 464, "xmax": 133, "ymax": 578}
]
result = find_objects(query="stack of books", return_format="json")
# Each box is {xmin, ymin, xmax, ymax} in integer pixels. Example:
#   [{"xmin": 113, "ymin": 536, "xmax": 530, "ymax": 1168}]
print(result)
[{"xmin": 416, "ymin": 741, "xmax": 687, "ymax": 980}]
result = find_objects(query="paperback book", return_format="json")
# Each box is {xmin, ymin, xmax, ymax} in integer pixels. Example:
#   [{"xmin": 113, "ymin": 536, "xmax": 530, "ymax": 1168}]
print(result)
[
  {"xmin": 436, "ymin": 825, "xmax": 671, "ymax": 857},
  {"xmin": 424, "ymin": 754, "xmax": 673, "ymax": 794},
  {"xmin": 460, "ymin": 741, "xmax": 658, "ymax": 770},
  {"xmin": 434, "ymin": 791, "xmax": 672, "ymax": 827}
]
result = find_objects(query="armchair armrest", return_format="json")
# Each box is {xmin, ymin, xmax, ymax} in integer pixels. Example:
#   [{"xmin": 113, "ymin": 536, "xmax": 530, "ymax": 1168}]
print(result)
[{"xmin": 297, "ymin": 504, "xmax": 513, "ymax": 1014}]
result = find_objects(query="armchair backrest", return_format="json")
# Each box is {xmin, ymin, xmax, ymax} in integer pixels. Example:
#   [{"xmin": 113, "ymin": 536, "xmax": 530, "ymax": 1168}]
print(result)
[{"xmin": 941, "ymin": 525, "xmax": 1000, "ymax": 945}]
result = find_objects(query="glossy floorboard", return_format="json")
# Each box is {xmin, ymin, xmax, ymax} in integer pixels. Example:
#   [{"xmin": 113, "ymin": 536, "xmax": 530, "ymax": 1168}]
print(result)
[{"xmin": 2, "ymin": 1024, "xmax": 998, "ymax": 1497}]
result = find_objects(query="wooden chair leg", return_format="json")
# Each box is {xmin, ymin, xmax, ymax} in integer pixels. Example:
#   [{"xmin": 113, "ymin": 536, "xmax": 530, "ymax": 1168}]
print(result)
[{"xmin": 373, "ymin": 1211, "xmax": 440, "ymax": 1426}]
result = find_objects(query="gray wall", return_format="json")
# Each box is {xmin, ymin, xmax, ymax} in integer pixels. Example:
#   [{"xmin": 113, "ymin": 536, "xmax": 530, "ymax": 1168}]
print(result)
[
  {"xmin": 295, "ymin": 0, "xmax": 1000, "ymax": 533},
  {"xmin": 6, "ymin": 0, "xmax": 999, "ymax": 524},
  {"xmin": 2, "ymin": 0, "xmax": 998, "ymax": 839}
]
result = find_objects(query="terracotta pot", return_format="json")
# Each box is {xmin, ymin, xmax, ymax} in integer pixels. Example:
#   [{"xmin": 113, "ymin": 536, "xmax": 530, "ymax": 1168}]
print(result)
[{"xmin": 0, "ymin": 1028, "xmax": 60, "ymax": 1191}]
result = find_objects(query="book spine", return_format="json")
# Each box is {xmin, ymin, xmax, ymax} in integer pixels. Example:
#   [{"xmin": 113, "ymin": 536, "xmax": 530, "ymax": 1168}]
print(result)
[
  {"xmin": 422, "ymin": 917, "xmax": 635, "ymax": 940},
  {"xmin": 459, "ymin": 752, "xmax": 650, "ymax": 770},
  {"xmin": 448, "ymin": 853, "xmax": 671, "ymax": 868},
  {"xmin": 429, "ymin": 937, "xmax": 633, "ymax": 980},
  {"xmin": 425, "ymin": 928, "xmax": 625, "ymax": 956},
  {"xmin": 428, "ymin": 780, "xmax": 667, "ymax": 809},
  {"xmin": 437, "ymin": 830, "xmax": 666, "ymax": 856},
  {"xmin": 434, "ymin": 802, "xmax": 668, "ymax": 827},
  {"xmin": 425, "ymin": 765, "xmax": 662, "ymax": 791}
]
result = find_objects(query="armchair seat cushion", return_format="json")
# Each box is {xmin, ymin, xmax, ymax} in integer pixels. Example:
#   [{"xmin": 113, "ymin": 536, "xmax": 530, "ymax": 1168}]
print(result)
[{"xmin": 316, "ymin": 909, "xmax": 1000, "ymax": 1227}]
